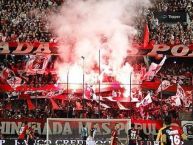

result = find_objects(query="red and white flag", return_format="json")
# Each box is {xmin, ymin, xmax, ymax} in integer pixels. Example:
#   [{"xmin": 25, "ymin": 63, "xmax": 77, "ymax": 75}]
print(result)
[
  {"xmin": 156, "ymin": 80, "xmax": 171, "ymax": 94},
  {"xmin": 100, "ymin": 102, "xmax": 110, "ymax": 109},
  {"xmin": 25, "ymin": 55, "xmax": 50, "ymax": 74},
  {"xmin": 0, "ymin": 66, "xmax": 22, "ymax": 88},
  {"xmin": 176, "ymin": 84, "xmax": 186, "ymax": 100},
  {"xmin": 143, "ymin": 63, "xmax": 158, "ymax": 81},
  {"xmin": 171, "ymin": 95, "xmax": 181, "ymax": 106},
  {"xmin": 143, "ymin": 56, "xmax": 167, "ymax": 81},
  {"xmin": 136, "ymin": 93, "xmax": 152, "ymax": 107},
  {"xmin": 117, "ymin": 102, "xmax": 128, "ymax": 110}
]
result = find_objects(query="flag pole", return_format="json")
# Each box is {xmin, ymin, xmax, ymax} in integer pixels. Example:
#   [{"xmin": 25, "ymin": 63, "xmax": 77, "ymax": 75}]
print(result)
[
  {"xmin": 130, "ymin": 72, "xmax": 132, "ymax": 101},
  {"xmin": 81, "ymin": 56, "xmax": 85, "ymax": 117},
  {"xmin": 160, "ymin": 75, "xmax": 163, "ymax": 119},
  {"xmin": 98, "ymin": 49, "xmax": 101, "ymax": 118},
  {"xmin": 67, "ymin": 69, "xmax": 69, "ymax": 118}
]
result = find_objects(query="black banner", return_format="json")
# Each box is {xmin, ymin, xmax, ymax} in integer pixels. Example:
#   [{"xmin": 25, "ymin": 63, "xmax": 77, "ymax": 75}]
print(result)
[
  {"xmin": 0, "ymin": 139, "xmax": 193, "ymax": 145},
  {"xmin": 154, "ymin": 11, "xmax": 187, "ymax": 23}
]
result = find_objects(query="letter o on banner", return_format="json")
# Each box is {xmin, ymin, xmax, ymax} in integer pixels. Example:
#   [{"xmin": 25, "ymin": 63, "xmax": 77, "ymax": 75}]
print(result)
[{"xmin": 171, "ymin": 45, "xmax": 189, "ymax": 56}]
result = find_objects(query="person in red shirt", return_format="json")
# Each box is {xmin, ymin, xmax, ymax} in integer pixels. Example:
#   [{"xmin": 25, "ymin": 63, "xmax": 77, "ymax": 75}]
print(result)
[
  {"xmin": 110, "ymin": 123, "xmax": 123, "ymax": 145},
  {"xmin": 18, "ymin": 121, "xmax": 29, "ymax": 145},
  {"xmin": 27, "ymin": 124, "xmax": 37, "ymax": 145}
]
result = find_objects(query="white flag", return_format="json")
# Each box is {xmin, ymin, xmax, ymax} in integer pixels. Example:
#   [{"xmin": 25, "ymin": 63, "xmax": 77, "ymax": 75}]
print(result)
[
  {"xmin": 156, "ymin": 80, "xmax": 171, "ymax": 94},
  {"xmin": 176, "ymin": 84, "xmax": 188, "ymax": 106},
  {"xmin": 171, "ymin": 95, "xmax": 181, "ymax": 106},
  {"xmin": 157, "ymin": 55, "xmax": 167, "ymax": 73},
  {"xmin": 176, "ymin": 84, "xmax": 186, "ymax": 100},
  {"xmin": 136, "ymin": 93, "xmax": 152, "ymax": 107},
  {"xmin": 143, "ymin": 63, "xmax": 158, "ymax": 81}
]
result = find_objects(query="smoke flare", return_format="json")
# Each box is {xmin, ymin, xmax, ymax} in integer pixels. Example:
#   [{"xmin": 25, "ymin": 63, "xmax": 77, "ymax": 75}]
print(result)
[{"xmin": 49, "ymin": 0, "xmax": 151, "ymax": 98}]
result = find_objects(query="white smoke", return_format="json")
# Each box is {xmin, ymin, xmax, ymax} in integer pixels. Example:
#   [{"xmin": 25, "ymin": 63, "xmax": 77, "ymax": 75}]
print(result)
[{"xmin": 49, "ymin": 0, "xmax": 151, "ymax": 96}]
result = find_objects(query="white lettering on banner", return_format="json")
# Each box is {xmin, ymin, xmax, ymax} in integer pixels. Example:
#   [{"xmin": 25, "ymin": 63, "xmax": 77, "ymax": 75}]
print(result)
[
  {"xmin": 53, "ymin": 122, "xmax": 63, "ymax": 134},
  {"xmin": 1, "ymin": 42, "xmax": 193, "ymax": 57},
  {"xmin": 0, "ymin": 121, "xmax": 159, "ymax": 136},
  {"xmin": 12, "ymin": 43, "xmax": 33, "ymax": 54},
  {"xmin": 102, "ymin": 123, "xmax": 111, "ymax": 135},
  {"xmin": 148, "ymin": 44, "xmax": 193, "ymax": 57},
  {"xmin": 135, "ymin": 123, "xmax": 158, "ymax": 135},
  {"xmin": 0, "ymin": 140, "xmax": 164, "ymax": 145},
  {"xmin": 0, "ymin": 140, "xmax": 5, "ymax": 145},
  {"xmin": 62, "ymin": 122, "xmax": 72, "ymax": 135},
  {"xmin": 171, "ymin": 45, "xmax": 189, "ymax": 56},
  {"xmin": 147, "ymin": 44, "xmax": 170, "ymax": 58},
  {"xmin": 168, "ymin": 15, "xmax": 180, "ymax": 19},
  {"xmin": 0, "ymin": 122, "xmax": 5, "ymax": 134},
  {"xmin": 33, "ymin": 43, "xmax": 51, "ymax": 54},
  {"xmin": 10, "ymin": 122, "xmax": 22, "ymax": 134}
]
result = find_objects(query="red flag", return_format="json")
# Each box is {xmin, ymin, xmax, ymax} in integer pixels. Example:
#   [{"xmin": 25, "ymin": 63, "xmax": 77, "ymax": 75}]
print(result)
[
  {"xmin": 143, "ymin": 23, "xmax": 149, "ymax": 48},
  {"xmin": 26, "ymin": 99, "xmax": 35, "ymax": 110},
  {"xmin": 50, "ymin": 98, "xmax": 60, "ymax": 110}
]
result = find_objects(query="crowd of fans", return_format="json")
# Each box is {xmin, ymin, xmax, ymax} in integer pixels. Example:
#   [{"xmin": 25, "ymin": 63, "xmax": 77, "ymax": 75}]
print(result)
[
  {"xmin": 0, "ymin": 91, "xmax": 191, "ymax": 121},
  {"xmin": 0, "ymin": 0, "xmax": 192, "ymax": 44},
  {"xmin": 135, "ymin": 0, "xmax": 193, "ymax": 45},
  {"xmin": 0, "ymin": 0, "xmax": 61, "ymax": 42},
  {"xmin": 0, "ymin": 56, "xmax": 192, "ymax": 120},
  {"xmin": 0, "ymin": 0, "xmax": 193, "ymax": 121}
]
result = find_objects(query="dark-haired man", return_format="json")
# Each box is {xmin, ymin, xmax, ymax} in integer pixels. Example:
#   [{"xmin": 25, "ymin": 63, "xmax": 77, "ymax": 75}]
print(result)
[
  {"xmin": 110, "ymin": 123, "xmax": 123, "ymax": 145},
  {"xmin": 27, "ymin": 124, "xmax": 37, "ymax": 145},
  {"xmin": 128, "ymin": 123, "xmax": 138, "ymax": 145},
  {"xmin": 156, "ymin": 116, "xmax": 187, "ymax": 145}
]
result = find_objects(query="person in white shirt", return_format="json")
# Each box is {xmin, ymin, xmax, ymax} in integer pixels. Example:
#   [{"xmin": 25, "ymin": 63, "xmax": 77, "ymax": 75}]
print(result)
[{"xmin": 86, "ymin": 130, "xmax": 96, "ymax": 145}]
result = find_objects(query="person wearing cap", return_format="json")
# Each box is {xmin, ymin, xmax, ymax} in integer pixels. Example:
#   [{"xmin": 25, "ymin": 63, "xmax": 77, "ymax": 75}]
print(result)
[{"xmin": 156, "ymin": 115, "xmax": 187, "ymax": 145}]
